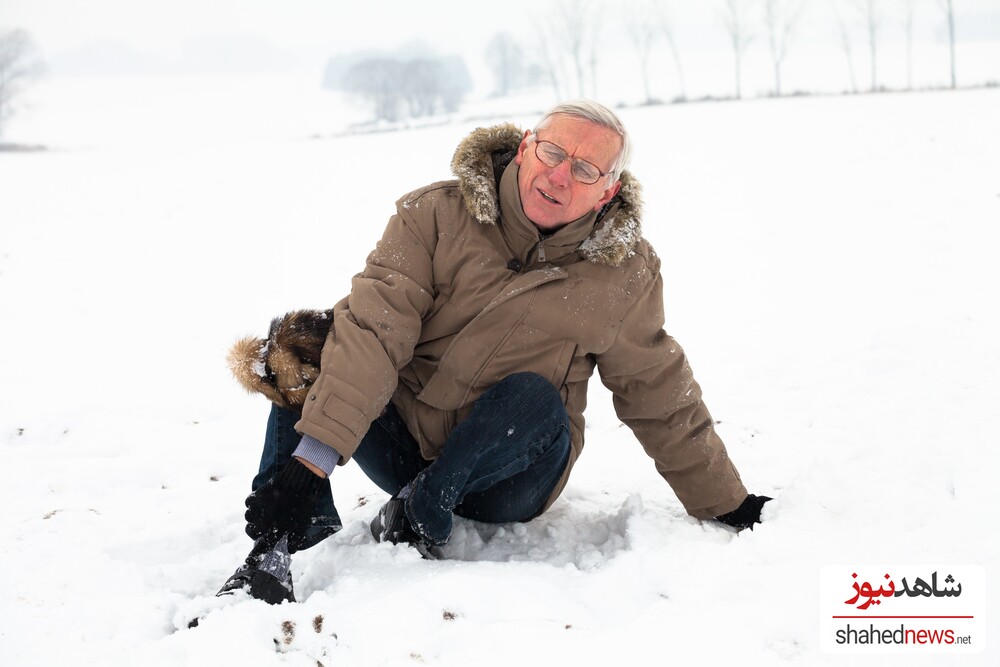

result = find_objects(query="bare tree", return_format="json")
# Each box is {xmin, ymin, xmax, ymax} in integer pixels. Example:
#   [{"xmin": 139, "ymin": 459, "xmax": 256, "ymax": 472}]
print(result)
[
  {"xmin": 554, "ymin": 0, "xmax": 594, "ymax": 97},
  {"xmin": 557, "ymin": 1, "xmax": 587, "ymax": 96},
  {"xmin": 763, "ymin": 0, "xmax": 802, "ymax": 96},
  {"xmin": 533, "ymin": 0, "xmax": 601, "ymax": 100},
  {"xmin": 938, "ymin": 0, "xmax": 956, "ymax": 88},
  {"xmin": 586, "ymin": 3, "xmax": 603, "ymax": 98},
  {"xmin": 902, "ymin": 0, "xmax": 917, "ymax": 90},
  {"xmin": 484, "ymin": 32, "xmax": 525, "ymax": 97},
  {"xmin": 340, "ymin": 55, "xmax": 472, "ymax": 122},
  {"xmin": 342, "ymin": 59, "xmax": 405, "ymax": 122},
  {"xmin": 831, "ymin": 1, "xmax": 859, "ymax": 92},
  {"xmin": 401, "ymin": 59, "xmax": 440, "ymax": 117},
  {"xmin": 532, "ymin": 21, "xmax": 567, "ymax": 101},
  {"xmin": 0, "ymin": 29, "xmax": 44, "ymax": 138},
  {"xmin": 435, "ymin": 55, "xmax": 475, "ymax": 113},
  {"xmin": 720, "ymin": 0, "xmax": 755, "ymax": 99},
  {"xmin": 658, "ymin": 5, "xmax": 688, "ymax": 100},
  {"xmin": 624, "ymin": 0, "xmax": 660, "ymax": 103},
  {"xmin": 851, "ymin": 0, "xmax": 882, "ymax": 91}
]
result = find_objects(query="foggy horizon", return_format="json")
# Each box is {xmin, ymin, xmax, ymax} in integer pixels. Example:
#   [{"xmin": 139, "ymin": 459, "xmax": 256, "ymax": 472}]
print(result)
[{"xmin": 3, "ymin": 0, "xmax": 1000, "ymax": 147}]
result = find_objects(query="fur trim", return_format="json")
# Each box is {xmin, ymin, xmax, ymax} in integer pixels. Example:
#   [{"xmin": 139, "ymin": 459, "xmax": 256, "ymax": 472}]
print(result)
[
  {"xmin": 577, "ymin": 171, "xmax": 643, "ymax": 267},
  {"xmin": 450, "ymin": 122, "xmax": 524, "ymax": 225},
  {"xmin": 450, "ymin": 123, "xmax": 644, "ymax": 267},
  {"xmin": 227, "ymin": 309, "xmax": 332, "ymax": 409}
]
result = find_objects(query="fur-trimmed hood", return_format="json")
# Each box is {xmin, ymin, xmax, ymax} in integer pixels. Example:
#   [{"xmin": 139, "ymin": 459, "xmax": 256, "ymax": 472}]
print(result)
[
  {"xmin": 450, "ymin": 123, "xmax": 644, "ymax": 267},
  {"xmin": 228, "ymin": 309, "xmax": 333, "ymax": 409}
]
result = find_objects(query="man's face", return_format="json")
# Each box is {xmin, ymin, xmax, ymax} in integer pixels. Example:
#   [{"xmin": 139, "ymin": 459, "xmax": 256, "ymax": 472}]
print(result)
[{"xmin": 514, "ymin": 114, "xmax": 622, "ymax": 231}]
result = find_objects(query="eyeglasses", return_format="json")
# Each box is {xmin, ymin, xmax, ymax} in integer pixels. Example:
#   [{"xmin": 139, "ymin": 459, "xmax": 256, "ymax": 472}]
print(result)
[{"xmin": 530, "ymin": 135, "xmax": 611, "ymax": 185}]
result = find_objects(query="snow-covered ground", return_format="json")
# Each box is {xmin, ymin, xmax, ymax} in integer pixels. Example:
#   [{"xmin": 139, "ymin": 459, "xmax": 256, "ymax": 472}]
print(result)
[{"xmin": 1, "ymin": 87, "xmax": 998, "ymax": 666}]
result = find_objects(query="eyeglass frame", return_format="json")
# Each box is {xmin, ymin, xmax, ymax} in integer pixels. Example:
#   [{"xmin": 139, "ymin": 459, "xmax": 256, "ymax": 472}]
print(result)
[{"xmin": 527, "ymin": 134, "xmax": 614, "ymax": 186}]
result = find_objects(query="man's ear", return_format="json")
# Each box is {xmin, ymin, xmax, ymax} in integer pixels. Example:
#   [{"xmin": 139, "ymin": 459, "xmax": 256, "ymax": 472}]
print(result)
[
  {"xmin": 514, "ymin": 130, "xmax": 532, "ymax": 165},
  {"xmin": 593, "ymin": 179, "xmax": 622, "ymax": 211}
]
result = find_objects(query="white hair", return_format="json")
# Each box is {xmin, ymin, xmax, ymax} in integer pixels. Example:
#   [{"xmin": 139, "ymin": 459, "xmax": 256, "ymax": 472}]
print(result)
[{"xmin": 533, "ymin": 100, "xmax": 632, "ymax": 183}]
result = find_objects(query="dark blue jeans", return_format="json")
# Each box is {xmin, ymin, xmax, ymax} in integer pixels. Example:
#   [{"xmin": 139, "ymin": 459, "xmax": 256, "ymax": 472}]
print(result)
[{"xmin": 254, "ymin": 372, "xmax": 571, "ymax": 550}]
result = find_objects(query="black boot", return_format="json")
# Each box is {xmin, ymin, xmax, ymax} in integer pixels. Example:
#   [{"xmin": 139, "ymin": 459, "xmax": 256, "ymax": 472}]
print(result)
[
  {"xmin": 217, "ymin": 535, "xmax": 295, "ymax": 604},
  {"xmin": 371, "ymin": 495, "xmax": 442, "ymax": 560}
]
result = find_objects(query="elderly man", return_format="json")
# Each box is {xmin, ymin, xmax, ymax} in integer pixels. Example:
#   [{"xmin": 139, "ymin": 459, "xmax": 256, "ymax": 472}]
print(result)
[{"xmin": 222, "ymin": 101, "xmax": 770, "ymax": 603}]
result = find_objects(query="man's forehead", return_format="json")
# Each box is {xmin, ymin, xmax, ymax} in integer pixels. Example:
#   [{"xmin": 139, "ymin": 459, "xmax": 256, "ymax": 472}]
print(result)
[{"xmin": 541, "ymin": 114, "xmax": 606, "ymax": 136}]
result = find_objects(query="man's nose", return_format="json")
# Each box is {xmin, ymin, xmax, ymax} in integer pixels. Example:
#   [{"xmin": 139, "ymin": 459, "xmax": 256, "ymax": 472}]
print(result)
[{"xmin": 548, "ymin": 158, "xmax": 573, "ymax": 187}]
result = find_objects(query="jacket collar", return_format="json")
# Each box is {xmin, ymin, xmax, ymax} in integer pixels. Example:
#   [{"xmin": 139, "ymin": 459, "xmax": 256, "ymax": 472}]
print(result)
[
  {"xmin": 450, "ymin": 123, "xmax": 644, "ymax": 267},
  {"xmin": 498, "ymin": 160, "xmax": 599, "ymax": 266}
]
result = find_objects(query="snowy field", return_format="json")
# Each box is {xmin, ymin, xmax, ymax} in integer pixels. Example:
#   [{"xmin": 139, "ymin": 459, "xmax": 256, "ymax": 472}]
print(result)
[{"xmin": 1, "ymin": 87, "xmax": 998, "ymax": 665}]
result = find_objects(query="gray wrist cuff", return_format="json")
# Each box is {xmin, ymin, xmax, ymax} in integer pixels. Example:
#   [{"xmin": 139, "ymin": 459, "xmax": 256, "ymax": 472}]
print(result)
[{"xmin": 292, "ymin": 434, "xmax": 342, "ymax": 476}]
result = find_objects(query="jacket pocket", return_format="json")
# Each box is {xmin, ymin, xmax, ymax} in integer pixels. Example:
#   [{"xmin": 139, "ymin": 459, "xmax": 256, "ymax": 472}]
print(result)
[
  {"xmin": 551, "ymin": 340, "xmax": 577, "ymax": 391},
  {"xmin": 321, "ymin": 395, "xmax": 369, "ymax": 438}
]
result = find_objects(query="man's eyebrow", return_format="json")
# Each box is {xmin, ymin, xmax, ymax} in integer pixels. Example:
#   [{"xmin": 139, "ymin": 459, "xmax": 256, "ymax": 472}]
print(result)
[
  {"xmin": 548, "ymin": 138, "xmax": 604, "ymax": 166},
  {"xmin": 538, "ymin": 132, "xmax": 612, "ymax": 170}
]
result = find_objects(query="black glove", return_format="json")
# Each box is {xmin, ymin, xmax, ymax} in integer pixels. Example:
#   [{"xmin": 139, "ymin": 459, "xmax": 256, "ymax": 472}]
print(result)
[
  {"xmin": 244, "ymin": 458, "xmax": 327, "ymax": 553},
  {"xmin": 715, "ymin": 493, "xmax": 772, "ymax": 531}
]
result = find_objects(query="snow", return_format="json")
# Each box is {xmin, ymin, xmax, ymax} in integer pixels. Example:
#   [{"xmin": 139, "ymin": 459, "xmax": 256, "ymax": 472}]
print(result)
[{"xmin": 2, "ymin": 87, "xmax": 999, "ymax": 666}]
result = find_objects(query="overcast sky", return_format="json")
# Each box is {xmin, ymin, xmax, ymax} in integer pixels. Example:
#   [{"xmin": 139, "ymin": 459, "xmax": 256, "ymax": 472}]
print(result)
[
  {"xmin": 3, "ymin": 0, "xmax": 534, "ymax": 70},
  {"xmin": 2, "ymin": 0, "xmax": 999, "ymax": 145},
  {"xmin": 6, "ymin": 0, "xmax": 1000, "ymax": 78}
]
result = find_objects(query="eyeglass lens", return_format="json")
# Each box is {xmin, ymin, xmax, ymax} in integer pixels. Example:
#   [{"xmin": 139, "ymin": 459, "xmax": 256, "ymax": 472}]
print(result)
[{"xmin": 535, "ymin": 140, "xmax": 602, "ymax": 184}]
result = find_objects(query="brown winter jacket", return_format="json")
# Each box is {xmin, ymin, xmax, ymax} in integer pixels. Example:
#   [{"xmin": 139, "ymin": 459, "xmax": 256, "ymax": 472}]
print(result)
[{"xmin": 231, "ymin": 123, "xmax": 747, "ymax": 519}]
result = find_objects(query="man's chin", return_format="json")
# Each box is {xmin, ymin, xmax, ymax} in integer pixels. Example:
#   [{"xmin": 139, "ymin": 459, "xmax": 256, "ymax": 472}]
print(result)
[{"xmin": 523, "ymin": 205, "xmax": 566, "ymax": 231}]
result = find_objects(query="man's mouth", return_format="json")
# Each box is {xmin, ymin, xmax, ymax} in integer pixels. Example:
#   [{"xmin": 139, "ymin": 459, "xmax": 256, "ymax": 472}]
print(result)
[{"xmin": 538, "ymin": 189, "xmax": 561, "ymax": 205}]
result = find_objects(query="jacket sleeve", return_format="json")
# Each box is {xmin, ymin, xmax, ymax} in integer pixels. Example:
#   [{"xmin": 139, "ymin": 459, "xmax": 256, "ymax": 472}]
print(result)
[
  {"xmin": 295, "ymin": 197, "xmax": 437, "ymax": 462},
  {"xmin": 595, "ymin": 253, "xmax": 748, "ymax": 519}
]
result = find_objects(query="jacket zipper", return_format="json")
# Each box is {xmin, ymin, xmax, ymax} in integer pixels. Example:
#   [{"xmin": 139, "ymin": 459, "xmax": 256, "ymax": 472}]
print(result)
[{"xmin": 536, "ymin": 238, "xmax": 547, "ymax": 263}]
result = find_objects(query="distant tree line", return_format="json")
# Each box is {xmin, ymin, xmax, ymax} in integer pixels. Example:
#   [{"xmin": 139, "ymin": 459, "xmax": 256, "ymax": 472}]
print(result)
[
  {"xmin": 0, "ymin": 0, "xmax": 973, "ymax": 136},
  {"xmin": 323, "ymin": 52, "xmax": 472, "ymax": 123},
  {"xmin": 483, "ymin": 33, "xmax": 546, "ymax": 97},
  {"xmin": 480, "ymin": 0, "xmax": 966, "ymax": 106},
  {"xmin": 0, "ymin": 28, "xmax": 44, "ymax": 138}
]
